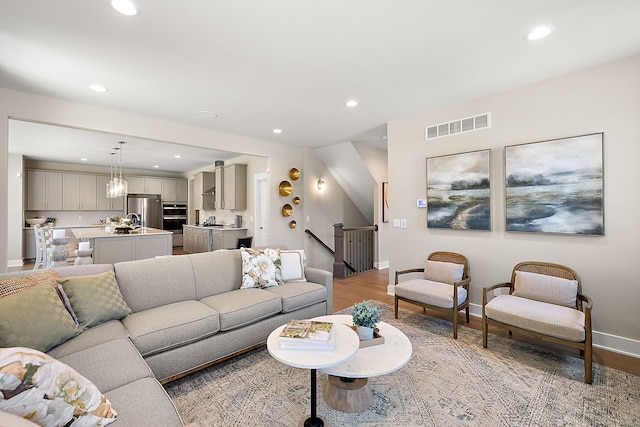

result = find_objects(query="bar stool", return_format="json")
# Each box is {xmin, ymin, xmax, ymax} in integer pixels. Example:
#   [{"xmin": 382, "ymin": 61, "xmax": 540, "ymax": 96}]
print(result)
[{"xmin": 32, "ymin": 225, "xmax": 46, "ymax": 270}]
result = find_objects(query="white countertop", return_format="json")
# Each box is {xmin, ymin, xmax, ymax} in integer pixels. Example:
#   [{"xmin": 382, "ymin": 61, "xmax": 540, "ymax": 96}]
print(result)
[
  {"xmin": 71, "ymin": 227, "xmax": 172, "ymax": 239},
  {"xmin": 183, "ymin": 225, "xmax": 247, "ymax": 231}
]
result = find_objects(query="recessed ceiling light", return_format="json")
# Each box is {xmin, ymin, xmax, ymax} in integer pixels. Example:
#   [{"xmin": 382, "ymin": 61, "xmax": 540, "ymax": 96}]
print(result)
[
  {"xmin": 197, "ymin": 110, "xmax": 218, "ymax": 118},
  {"xmin": 80, "ymin": 158, "xmax": 88, "ymax": 162},
  {"xmin": 153, "ymin": 165, "xmax": 160, "ymax": 169},
  {"xmin": 525, "ymin": 25, "xmax": 553, "ymax": 41},
  {"xmin": 346, "ymin": 100, "xmax": 358, "ymax": 108},
  {"xmin": 89, "ymin": 84, "xmax": 108, "ymax": 93},
  {"xmin": 111, "ymin": 0, "xmax": 138, "ymax": 16},
  {"xmin": 174, "ymin": 155, "xmax": 182, "ymax": 159},
  {"xmin": 273, "ymin": 129, "xmax": 282, "ymax": 134}
]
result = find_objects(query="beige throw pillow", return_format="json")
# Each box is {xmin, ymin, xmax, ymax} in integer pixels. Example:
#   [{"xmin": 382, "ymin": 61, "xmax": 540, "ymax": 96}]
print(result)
[
  {"xmin": 280, "ymin": 250, "xmax": 307, "ymax": 282},
  {"xmin": 513, "ymin": 270, "xmax": 578, "ymax": 308},
  {"xmin": 0, "ymin": 269, "xmax": 60, "ymax": 298},
  {"xmin": 423, "ymin": 260, "xmax": 464, "ymax": 285}
]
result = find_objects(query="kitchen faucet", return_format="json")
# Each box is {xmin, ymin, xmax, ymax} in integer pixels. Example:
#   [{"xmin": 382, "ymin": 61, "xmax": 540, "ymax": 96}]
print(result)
[{"xmin": 125, "ymin": 213, "xmax": 141, "ymax": 228}]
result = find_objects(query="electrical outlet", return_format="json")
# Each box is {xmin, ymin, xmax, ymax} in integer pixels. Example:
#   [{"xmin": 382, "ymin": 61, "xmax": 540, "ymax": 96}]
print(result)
[
  {"xmin": 400, "ymin": 219, "xmax": 407, "ymax": 228},
  {"xmin": 78, "ymin": 215, "xmax": 82, "ymax": 221}
]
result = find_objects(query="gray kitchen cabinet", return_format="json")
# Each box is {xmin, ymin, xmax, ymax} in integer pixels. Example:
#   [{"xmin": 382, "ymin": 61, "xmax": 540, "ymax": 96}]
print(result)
[
  {"xmin": 127, "ymin": 176, "xmax": 162, "ymax": 194},
  {"xmin": 63, "ymin": 173, "xmax": 97, "ymax": 210},
  {"xmin": 96, "ymin": 175, "xmax": 125, "ymax": 211},
  {"xmin": 193, "ymin": 172, "xmax": 214, "ymax": 210},
  {"xmin": 214, "ymin": 165, "xmax": 224, "ymax": 210},
  {"xmin": 221, "ymin": 164, "xmax": 247, "ymax": 210},
  {"xmin": 210, "ymin": 228, "xmax": 247, "ymax": 250},
  {"xmin": 161, "ymin": 178, "xmax": 188, "ymax": 203},
  {"xmin": 24, "ymin": 228, "xmax": 36, "ymax": 259},
  {"xmin": 26, "ymin": 170, "xmax": 63, "ymax": 211}
]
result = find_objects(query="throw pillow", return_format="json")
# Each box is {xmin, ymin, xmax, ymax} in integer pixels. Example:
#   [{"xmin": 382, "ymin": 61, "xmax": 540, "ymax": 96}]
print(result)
[
  {"xmin": 58, "ymin": 270, "xmax": 132, "ymax": 329},
  {"xmin": 240, "ymin": 247, "xmax": 283, "ymax": 288},
  {"xmin": 280, "ymin": 250, "xmax": 307, "ymax": 282},
  {"xmin": 0, "ymin": 282, "xmax": 79, "ymax": 352},
  {"xmin": 0, "ymin": 347, "xmax": 117, "ymax": 427},
  {"xmin": 0, "ymin": 269, "xmax": 60, "ymax": 298},
  {"xmin": 513, "ymin": 270, "xmax": 578, "ymax": 308},
  {"xmin": 423, "ymin": 260, "xmax": 464, "ymax": 285}
]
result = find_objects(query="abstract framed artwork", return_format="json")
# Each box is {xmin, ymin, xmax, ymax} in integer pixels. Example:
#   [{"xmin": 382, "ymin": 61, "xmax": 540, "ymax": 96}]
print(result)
[
  {"xmin": 382, "ymin": 182, "xmax": 389, "ymax": 223},
  {"xmin": 426, "ymin": 149, "xmax": 491, "ymax": 230},
  {"xmin": 505, "ymin": 133, "xmax": 604, "ymax": 235}
]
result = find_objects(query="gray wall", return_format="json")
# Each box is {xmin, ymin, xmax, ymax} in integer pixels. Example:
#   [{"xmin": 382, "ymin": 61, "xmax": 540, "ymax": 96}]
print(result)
[{"xmin": 387, "ymin": 54, "xmax": 640, "ymax": 356}]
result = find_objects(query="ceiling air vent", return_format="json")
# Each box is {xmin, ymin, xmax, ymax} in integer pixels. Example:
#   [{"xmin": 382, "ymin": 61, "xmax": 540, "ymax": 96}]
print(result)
[{"xmin": 426, "ymin": 112, "xmax": 491, "ymax": 140}]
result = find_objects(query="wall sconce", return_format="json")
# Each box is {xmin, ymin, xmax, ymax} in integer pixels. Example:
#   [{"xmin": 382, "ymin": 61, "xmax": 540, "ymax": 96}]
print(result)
[{"xmin": 317, "ymin": 179, "xmax": 325, "ymax": 191}]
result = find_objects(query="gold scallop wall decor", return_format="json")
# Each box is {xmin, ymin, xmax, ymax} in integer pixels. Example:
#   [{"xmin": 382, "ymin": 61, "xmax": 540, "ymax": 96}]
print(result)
[
  {"xmin": 281, "ymin": 204, "xmax": 293, "ymax": 217},
  {"xmin": 278, "ymin": 180, "xmax": 292, "ymax": 196},
  {"xmin": 289, "ymin": 168, "xmax": 300, "ymax": 181},
  {"xmin": 293, "ymin": 196, "xmax": 301, "ymax": 205},
  {"xmin": 289, "ymin": 220, "xmax": 297, "ymax": 229}
]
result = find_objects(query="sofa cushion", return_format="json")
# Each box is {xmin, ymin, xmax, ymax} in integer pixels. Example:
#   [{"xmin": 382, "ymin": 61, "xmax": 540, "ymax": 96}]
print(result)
[
  {"xmin": 189, "ymin": 250, "xmax": 244, "ymax": 298},
  {"xmin": 485, "ymin": 294, "xmax": 586, "ymax": 342},
  {"xmin": 0, "ymin": 282, "xmax": 79, "ymax": 352},
  {"xmin": 121, "ymin": 300, "xmax": 220, "ymax": 357},
  {"xmin": 264, "ymin": 282, "xmax": 327, "ymax": 313},
  {"xmin": 114, "ymin": 255, "xmax": 197, "ymax": 312},
  {"xmin": 512, "ymin": 270, "xmax": 578, "ymax": 308},
  {"xmin": 0, "ymin": 347, "xmax": 117, "ymax": 427},
  {"xmin": 105, "ymin": 378, "xmax": 182, "ymax": 427},
  {"xmin": 56, "ymin": 338, "xmax": 154, "ymax": 393},
  {"xmin": 47, "ymin": 320, "xmax": 129, "ymax": 359},
  {"xmin": 280, "ymin": 250, "xmax": 307, "ymax": 282},
  {"xmin": 240, "ymin": 247, "xmax": 283, "ymax": 288},
  {"xmin": 200, "ymin": 288, "xmax": 282, "ymax": 331},
  {"xmin": 58, "ymin": 270, "xmax": 132, "ymax": 329},
  {"xmin": 0, "ymin": 269, "xmax": 60, "ymax": 298},
  {"xmin": 395, "ymin": 278, "xmax": 468, "ymax": 308},
  {"xmin": 423, "ymin": 260, "xmax": 464, "ymax": 285}
]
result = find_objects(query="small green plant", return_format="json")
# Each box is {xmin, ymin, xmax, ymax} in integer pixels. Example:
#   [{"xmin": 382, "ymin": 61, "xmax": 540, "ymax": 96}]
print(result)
[
  {"xmin": 109, "ymin": 215, "xmax": 121, "ymax": 223},
  {"xmin": 45, "ymin": 217, "xmax": 56, "ymax": 224},
  {"xmin": 349, "ymin": 300, "xmax": 381, "ymax": 329}
]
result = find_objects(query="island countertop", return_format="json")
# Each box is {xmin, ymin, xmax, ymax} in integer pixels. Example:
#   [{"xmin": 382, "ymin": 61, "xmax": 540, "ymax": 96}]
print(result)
[{"xmin": 71, "ymin": 227, "xmax": 172, "ymax": 239}]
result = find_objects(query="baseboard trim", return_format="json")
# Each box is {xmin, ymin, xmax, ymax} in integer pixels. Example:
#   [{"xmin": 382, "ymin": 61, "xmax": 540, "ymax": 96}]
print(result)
[
  {"xmin": 7, "ymin": 259, "xmax": 24, "ymax": 268},
  {"xmin": 375, "ymin": 260, "xmax": 389, "ymax": 270}
]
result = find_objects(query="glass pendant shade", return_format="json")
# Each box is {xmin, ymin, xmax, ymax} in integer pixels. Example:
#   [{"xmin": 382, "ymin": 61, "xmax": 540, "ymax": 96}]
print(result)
[{"xmin": 107, "ymin": 142, "xmax": 128, "ymax": 198}]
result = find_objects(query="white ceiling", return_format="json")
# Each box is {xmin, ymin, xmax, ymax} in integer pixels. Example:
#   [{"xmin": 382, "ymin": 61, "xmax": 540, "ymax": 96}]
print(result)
[{"xmin": 2, "ymin": 1, "xmax": 640, "ymax": 172}]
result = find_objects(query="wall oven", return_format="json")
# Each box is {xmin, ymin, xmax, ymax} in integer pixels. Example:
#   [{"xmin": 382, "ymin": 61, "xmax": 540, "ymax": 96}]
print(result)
[{"xmin": 162, "ymin": 204, "xmax": 187, "ymax": 247}]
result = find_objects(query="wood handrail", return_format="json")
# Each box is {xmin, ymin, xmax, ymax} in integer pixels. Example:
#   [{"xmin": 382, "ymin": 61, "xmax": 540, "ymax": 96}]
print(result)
[{"xmin": 304, "ymin": 228, "xmax": 356, "ymax": 275}]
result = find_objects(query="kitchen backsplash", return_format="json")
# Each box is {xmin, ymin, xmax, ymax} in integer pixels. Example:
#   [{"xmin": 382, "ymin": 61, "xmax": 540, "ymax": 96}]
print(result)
[{"xmin": 25, "ymin": 210, "xmax": 123, "ymax": 227}]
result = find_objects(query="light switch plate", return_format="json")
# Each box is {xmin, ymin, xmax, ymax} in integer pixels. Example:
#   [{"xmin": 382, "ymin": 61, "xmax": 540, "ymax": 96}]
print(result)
[{"xmin": 393, "ymin": 219, "xmax": 401, "ymax": 228}]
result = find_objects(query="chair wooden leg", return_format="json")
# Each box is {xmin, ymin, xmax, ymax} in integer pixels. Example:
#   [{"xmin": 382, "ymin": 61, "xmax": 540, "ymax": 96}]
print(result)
[
  {"xmin": 482, "ymin": 317, "xmax": 488, "ymax": 348},
  {"xmin": 394, "ymin": 296, "xmax": 399, "ymax": 319},
  {"xmin": 453, "ymin": 310, "xmax": 458, "ymax": 339},
  {"xmin": 465, "ymin": 306, "xmax": 470, "ymax": 323},
  {"xmin": 585, "ymin": 347, "xmax": 593, "ymax": 384}
]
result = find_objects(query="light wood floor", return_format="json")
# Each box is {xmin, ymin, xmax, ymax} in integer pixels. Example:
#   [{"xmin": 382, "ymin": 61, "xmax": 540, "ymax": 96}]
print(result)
[{"xmin": 334, "ymin": 269, "xmax": 640, "ymax": 377}]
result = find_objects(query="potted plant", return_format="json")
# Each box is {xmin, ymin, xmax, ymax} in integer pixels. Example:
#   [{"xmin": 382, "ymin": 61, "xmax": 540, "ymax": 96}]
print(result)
[
  {"xmin": 349, "ymin": 300, "xmax": 381, "ymax": 340},
  {"xmin": 45, "ymin": 217, "xmax": 56, "ymax": 226}
]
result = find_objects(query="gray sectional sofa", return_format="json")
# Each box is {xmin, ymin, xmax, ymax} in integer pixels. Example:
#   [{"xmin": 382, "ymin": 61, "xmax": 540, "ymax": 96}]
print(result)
[{"xmin": 0, "ymin": 249, "xmax": 333, "ymax": 426}]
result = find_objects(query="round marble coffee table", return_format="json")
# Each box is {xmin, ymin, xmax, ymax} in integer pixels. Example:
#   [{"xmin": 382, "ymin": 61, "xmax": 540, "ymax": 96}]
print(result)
[
  {"xmin": 267, "ymin": 321, "xmax": 360, "ymax": 427},
  {"xmin": 314, "ymin": 314, "xmax": 413, "ymax": 413}
]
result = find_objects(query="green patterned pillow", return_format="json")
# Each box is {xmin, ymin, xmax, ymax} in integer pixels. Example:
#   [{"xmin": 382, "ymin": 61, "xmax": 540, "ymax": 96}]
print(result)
[
  {"xmin": 0, "ymin": 281, "xmax": 79, "ymax": 352},
  {"xmin": 58, "ymin": 270, "xmax": 132, "ymax": 329},
  {"xmin": 0, "ymin": 347, "xmax": 117, "ymax": 426}
]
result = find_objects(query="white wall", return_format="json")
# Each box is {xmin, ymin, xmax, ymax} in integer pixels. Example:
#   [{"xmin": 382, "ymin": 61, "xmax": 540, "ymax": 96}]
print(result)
[
  {"xmin": 387, "ymin": 54, "xmax": 640, "ymax": 355},
  {"xmin": 7, "ymin": 154, "xmax": 24, "ymax": 266}
]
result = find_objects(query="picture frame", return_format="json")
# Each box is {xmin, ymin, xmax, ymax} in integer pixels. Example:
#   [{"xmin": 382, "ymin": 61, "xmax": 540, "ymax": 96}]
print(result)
[
  {"xmin": 426, "ymin": 149, "xmax": 491, "ymax": 230},
  {"xmin": 504, "ymin": 133, "xmax": 604, "ymax": 235},
  {"xmin": 382, "ymin": 182, "xmax": 389, "ymax": 223}
]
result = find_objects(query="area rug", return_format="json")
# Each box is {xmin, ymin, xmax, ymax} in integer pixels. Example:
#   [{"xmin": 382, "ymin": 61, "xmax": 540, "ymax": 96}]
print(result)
[{"xmin": 164, "ymin": 301, "xmax": 640, "ymax": 426}]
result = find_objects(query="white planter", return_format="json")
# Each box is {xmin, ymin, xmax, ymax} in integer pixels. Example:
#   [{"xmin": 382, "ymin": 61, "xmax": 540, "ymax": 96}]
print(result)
[{"xmin": 357, "ymin": 326, "xmax": 374, "ymax": 340}]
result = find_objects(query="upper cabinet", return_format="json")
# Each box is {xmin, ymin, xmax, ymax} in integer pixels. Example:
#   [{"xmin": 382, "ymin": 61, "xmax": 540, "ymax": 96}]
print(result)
[
  {"xmin": 193, "ymin": 171, "xmax": 215, "ymax": 210},
  {"xmin": 161, "ymin": 178, "xmax": 188, "ymax": 203},
  {"xmin": 214, "ymin": 164, "xmax": 224, "ymax": 210},
  {"xmin": 221, "ymin": 164, "xmax": 247, "ymax": 210},
  {"xmin": 127, "ymin": 176, "xmax": 162, "ymax": 194},
  {"xmin": 63, "ymin": 173, "xmax": 97, "ymax": 210},
  {"xmin": 96, "ymin": 175, "xmax": 125, "ymax": 211},
  {"xmin": 26, "ymin": 170, "xmax": 63, "ymax": 210}
]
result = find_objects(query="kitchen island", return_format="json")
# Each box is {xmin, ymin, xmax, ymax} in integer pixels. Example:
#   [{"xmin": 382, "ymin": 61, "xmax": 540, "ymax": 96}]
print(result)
[
  {"xmin": 72, "ymin": 227, "xmax": 173, "ymax": 264},
  {"xmin": 182, "ymin": 225, "xmax": 248, "ymax": 253}
]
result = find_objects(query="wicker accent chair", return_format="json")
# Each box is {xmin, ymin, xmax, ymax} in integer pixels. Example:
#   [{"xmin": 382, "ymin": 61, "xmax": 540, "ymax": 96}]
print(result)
[
  {"xmin": 394, "ymin": 251, "xmax": 470, "ymax": 338},
  {"xmin": 482, "ymin": 261, "xmax": 593, "ymax": 384}
]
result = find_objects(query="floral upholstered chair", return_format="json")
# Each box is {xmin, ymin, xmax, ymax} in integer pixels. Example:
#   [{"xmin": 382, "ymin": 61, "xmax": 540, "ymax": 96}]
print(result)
[
  {"xmin": 394, "ymin": 251, "xmax": 470, "ymax": 338},
  {"xmin": 482, "ymin": 261, "xmax": 593, "ymax": 384}
]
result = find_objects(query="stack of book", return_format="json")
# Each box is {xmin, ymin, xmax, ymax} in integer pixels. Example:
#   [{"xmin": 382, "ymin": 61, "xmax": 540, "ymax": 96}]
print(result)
[{"xmin": 279, "ymin": 320, "xmax": 335, "ymax": 350}]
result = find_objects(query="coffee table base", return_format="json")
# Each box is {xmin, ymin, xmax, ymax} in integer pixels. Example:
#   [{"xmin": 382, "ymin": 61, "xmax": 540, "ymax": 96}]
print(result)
[{"xmin": 324, "ymin": 375, "xmax": 373, "ymax": 413}]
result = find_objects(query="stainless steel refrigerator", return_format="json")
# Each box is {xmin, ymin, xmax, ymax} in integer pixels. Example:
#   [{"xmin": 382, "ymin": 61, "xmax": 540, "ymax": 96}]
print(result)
[{"xmin": 126, "ymin": 194, "xmax": 163, "ymax": 229}]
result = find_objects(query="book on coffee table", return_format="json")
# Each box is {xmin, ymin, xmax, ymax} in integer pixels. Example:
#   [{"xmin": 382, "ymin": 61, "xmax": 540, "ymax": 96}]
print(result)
[{"xmin": 279, "ymin": 320, "xmax": 335, "ymax": 350}]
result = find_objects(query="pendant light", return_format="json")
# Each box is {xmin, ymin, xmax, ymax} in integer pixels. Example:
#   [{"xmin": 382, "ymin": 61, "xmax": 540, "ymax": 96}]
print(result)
[{"xmin": 107, "ymin": 141, "xmax": 128, "ymax": 198}]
